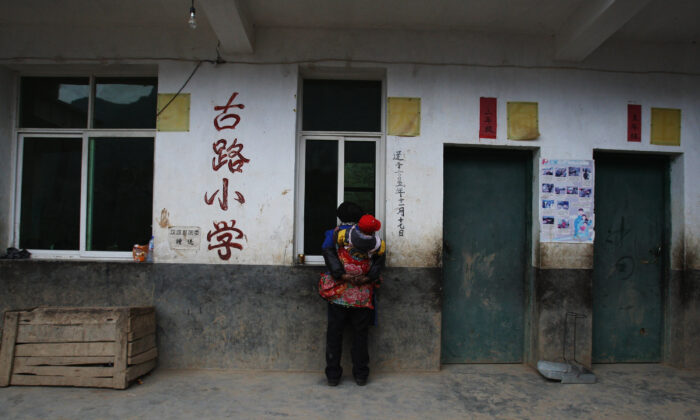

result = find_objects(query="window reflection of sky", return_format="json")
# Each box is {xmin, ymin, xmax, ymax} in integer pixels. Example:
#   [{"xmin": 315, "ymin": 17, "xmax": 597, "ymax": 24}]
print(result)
[
  {"xmin": 97, "ymin": 84, "xmax": 155, "ymax": 104},
  {"xmin": 58, "ymin": 84, "xmax": 89, "ymax": 105},
  {"xmin": 58, "ymin": 83, "xmax": 154, "ymax": 105}
]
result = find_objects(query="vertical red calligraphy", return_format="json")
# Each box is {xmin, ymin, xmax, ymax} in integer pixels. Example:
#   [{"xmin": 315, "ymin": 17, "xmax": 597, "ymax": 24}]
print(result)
[
  {"xmin": 627, "ymin": 104, "xmax": 642, "ymax": 142},
  {"xmin": 207, "ymin": 92, "xmax": 249, "ymax": 260},
  {"xmin": 212, "ymin": 138, "xmax": 249, "ymax": 174},
  {"xmin": 204, "ymin": 178, "xmax": 229, "ymax": 210},
  {"xmin": 214, "ymin": 92, "xmax": 245, "ymax": 131},
  {"xmin": 479, "ymin": 97, "xmax": 497, "ymax": 139},
  {"xmin": 207, "ymin": 220, "xmax": 244, "ymax": 260}
]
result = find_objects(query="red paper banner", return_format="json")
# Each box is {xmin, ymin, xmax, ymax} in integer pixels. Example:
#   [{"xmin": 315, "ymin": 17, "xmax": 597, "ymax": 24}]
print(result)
[
  {"xmin": 479, "ymin": 97, "xmax": 497, "ymax": 139},
  {"xmin": 628, "ymin": 104, "xmax": 641, "ymax": 142}
]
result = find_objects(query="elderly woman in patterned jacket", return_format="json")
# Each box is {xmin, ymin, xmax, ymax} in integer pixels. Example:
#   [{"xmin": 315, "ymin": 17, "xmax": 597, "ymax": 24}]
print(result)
[{"xmin": 319, "ymin": 208, "xmax": 386, "ymax": 387}]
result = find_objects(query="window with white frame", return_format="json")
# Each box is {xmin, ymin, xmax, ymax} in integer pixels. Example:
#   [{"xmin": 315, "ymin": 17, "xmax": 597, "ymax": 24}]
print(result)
[
  {"xmin": 15, "ymin": 76, "xmax": 156, "ymax": 257},
  {"xmin": 295, "ymin": 78, "xmax": 385, "ymax": 263}
]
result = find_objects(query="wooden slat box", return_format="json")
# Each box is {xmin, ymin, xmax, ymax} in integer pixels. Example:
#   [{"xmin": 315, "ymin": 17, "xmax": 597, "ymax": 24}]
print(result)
[{"xmin": 0, "ymin": 307, "xmax": 157, "ymax": 389}]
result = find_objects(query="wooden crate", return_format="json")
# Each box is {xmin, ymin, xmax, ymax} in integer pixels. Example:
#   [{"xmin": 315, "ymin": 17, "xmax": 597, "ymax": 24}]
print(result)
[{"xmin": 0, "ymin": 307, "xmax": 157, "ymax": 389}]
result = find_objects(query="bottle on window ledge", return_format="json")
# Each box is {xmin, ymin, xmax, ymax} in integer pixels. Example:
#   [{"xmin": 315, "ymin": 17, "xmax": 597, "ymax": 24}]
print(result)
[{"xmin": 146, "ymin": 236, "xmax": 154, "ymax": 263}]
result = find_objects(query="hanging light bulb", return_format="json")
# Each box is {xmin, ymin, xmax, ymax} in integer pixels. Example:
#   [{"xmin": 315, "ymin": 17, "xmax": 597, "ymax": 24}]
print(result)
[{"xmin": 188, "ymin": 0, "xmax": 197, "ymax": 29}]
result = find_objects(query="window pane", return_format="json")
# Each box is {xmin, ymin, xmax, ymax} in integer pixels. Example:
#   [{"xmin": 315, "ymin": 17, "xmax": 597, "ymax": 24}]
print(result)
[
  {"xmin": 20, "ymin": 77, "xmax": 89, "ymax": 128},
  {"xmin": 302, "ymin": 80, "xmax": 381, "ymax": 132},
  {"xmin": 93, "ymin": 77, "xmax": 157, "ymax": 129},
  {"xmin": 87, "ymin": 137, "xmax": 154, "ymax": 251},
  {"xmin": 304, "ymin": 140, "xmax": 338, "ymax": 255},
  {"xmin": 344, "ymin": 141, "xmax": 376, "ymax": 216},
  {"xmin": 20, "ymin": 137, "xmax": 82, "ymax": 249}
]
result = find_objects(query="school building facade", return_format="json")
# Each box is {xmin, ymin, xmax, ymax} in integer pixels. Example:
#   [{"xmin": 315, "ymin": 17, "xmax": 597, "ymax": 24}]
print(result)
[{"xmin": 1, "ymin": 0, "xmax": 699, "ymax": 370}]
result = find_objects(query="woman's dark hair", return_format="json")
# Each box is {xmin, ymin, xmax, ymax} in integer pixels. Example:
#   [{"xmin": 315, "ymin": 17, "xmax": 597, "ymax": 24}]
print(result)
[{"xmin": 337, "ymin": 202, "xmax": 363, "ymax": 224}]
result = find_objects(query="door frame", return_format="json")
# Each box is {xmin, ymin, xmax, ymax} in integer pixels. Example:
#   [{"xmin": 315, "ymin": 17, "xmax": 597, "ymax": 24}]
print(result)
[
  {"xmin": 592, "ymin": 150, "xmax": 673, "ymax": 363},
  {"xmin": 441, "ymin": 144, "xmax": 536, "ymax": 364}
]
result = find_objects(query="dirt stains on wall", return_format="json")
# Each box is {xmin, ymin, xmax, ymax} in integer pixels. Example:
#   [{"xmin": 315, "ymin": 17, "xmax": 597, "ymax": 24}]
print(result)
[
  {"xmin": 156, "ymin": 208, "xmax": 171, "ymax": 228},
  {"xmin": 535, "ymin": 269, "xmax": 593, "ymax": 368},
  {"xmin": 686, "ymin": 236, "xmax": 700, "ymax": 270},
  {"xmin": 0, "ymin": 261, "xmax": 443, "ymax": 371},
  {"xmin": 389, "ymin": 233, "xmax": 442, "ymax": 268},
  {"xmin": 460, "ymin": 251, "xmax": 496, "ymax": 299},
  {"xmin": 672, "ymin": 238, "xmax": 685, "ymax": 271},
  {"xmin": 539, "ymin": 242, "xmax": 593, "ymax": 269}
]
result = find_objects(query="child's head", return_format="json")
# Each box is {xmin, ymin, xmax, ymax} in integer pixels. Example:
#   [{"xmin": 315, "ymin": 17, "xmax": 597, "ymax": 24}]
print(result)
[
  {"xmin": 337, "ymin": 202, "xmax": 363, "ymax": 224},
  {"xmin": 349, "ymin": 215, "xmax": 382, "ymax": 254}
]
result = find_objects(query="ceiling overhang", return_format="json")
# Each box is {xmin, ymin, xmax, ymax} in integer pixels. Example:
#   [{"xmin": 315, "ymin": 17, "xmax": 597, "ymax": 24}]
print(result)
[
  {"xmin": 199, "ymin": 0, "xmax": 254, "ymax": 54},
  {"xmin": 555, "ymin": 0, "xmax": 653, "ymax": 62}
]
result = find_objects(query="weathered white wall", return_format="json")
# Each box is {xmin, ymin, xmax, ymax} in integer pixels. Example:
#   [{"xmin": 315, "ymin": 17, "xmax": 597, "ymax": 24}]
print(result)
[
  {"xmin": 1, "ymin": 27, "xmax": 699, "ymax": 268},
  {"xmin": 154, "ymin": 62, "xmax": 298, "ymax": 264},
  {"xmin": 147, "ymin": 29, "xmax": 700, "ymax": 268},
  {"xmin": 0, "ymin": 67, "xmax": 16, "ymax": 249},
  {"xmin": 383, "ymin": 65, "xmax": 699, "ymax": 267}
]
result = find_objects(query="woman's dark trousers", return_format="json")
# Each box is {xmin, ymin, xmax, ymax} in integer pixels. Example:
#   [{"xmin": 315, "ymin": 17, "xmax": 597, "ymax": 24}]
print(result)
[{"xmin": 325, "ymin": 303, "xmax": 372, "ymax": 382}]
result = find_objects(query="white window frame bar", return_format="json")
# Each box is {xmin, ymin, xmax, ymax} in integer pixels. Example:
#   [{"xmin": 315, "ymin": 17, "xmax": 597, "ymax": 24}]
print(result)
[
  {"xmin": 15, "ymin": 130, "xmax": 155, "ymax": 260},
  {"xmin": 14, "ymin": 132, "xmax": 83, "ymax": 259},
  {"xmin": 295, "ymin": 132, "xmax": 385, "ymax": 265},
  {"xmin": 293, "ymin": 71, "xmax": 387, "ymax": 266},
  {"xmin": 81, "ymin": 131, "xmax": 155, "ymax": 259},
  {"xmin": 295, "ymin": 134, "xmax": 341, "ymax": 265},
  {"xmin": 11, "ymin": 73, "xmax": 158, "ymax": 260}
]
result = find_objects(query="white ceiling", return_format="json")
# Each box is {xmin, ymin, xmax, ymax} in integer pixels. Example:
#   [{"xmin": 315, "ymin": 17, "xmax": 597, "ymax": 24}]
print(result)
[
  {"xmin": 4, "ymin": 0, "xmax": 698, "ymax": 41},
  {"xmin": 245, "ymin": 0, "xmax": 587, "ymax": 36},
  {"xmin": 1, "ymin": 0, "xmax": 697, "ymax": 58},
  {"xmin": 1, "ymin": 0, "xmax": 191, "ymax": 26},
  {"xmin": 613, "ymin": 0, "xmax": 700, "ymax": 42}
]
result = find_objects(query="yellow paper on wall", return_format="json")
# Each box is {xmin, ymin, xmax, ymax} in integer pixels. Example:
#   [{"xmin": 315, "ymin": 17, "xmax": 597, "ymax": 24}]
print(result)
[
  {"xmin": 157, "ymin": 93, "xmax": 191, "ymax": 132},
  {"xmin": 650, "ymin": 108, "xmax": 681, "ymax": 146},
  {"xmin": 507, "ymin": 102, "xmax": 539, "ymax": 140},
  {"xmin": 388, "ymin": 97, "xmax": 420, "ymax": 137}
]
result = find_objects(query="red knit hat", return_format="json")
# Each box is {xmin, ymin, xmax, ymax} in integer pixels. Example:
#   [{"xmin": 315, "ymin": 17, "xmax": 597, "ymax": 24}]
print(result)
[{"xmin": 358, "ymin": 215, "xmax": 381, "ymax": 234}]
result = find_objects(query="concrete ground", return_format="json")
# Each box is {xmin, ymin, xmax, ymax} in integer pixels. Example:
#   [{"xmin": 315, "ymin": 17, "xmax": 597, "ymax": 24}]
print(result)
[{"xmin": 1, "ymin": 364, "xmax": 699, "ymax": 419}]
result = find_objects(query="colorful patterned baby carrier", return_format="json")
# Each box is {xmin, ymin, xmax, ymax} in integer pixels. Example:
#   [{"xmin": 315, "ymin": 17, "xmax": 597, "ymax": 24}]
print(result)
[{"xmin": 318, "ymin": 246, "xmax": 375, "ymax": 308}]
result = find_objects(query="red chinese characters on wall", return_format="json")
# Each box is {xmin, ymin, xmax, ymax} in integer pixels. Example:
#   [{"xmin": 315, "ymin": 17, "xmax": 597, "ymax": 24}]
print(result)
[
  {"xmin": 627, "ymin": 104, "xmax": 641, "ymax": 142},
  {"xmin": 204, "ymin": 178, "xmax": 230, "ymax": 210},
  {"xmin": 212, "ymin": 138, "xmax": 249, "ymax": 173},
  {"xmin": 205, "ymin": 92, "xmax": 249, "ymax": 259},
  {"xmin": 214, "ymin": 92, "xmax": 245, "ymax": 131},
  {"xmin": 207, "ymin": 220, "xmax": 244, "ymax": 260},
  {"xmin": 479, "ymin": 97, "xmax": 497, "ymax": 139}
]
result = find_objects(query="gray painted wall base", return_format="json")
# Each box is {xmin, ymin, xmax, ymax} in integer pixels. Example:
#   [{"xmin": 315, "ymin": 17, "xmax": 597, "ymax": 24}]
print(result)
[
  {"xmin": 535, "ymin": 268, "xmax": 700, "ymax": 369},
  {"xmin": 535, "ymin": 269, "xmax": 593, "ymax": 368},
  {"xmin": 680, "ymin": 269, "xmax": 700, "ymax": 367},
  {"xmin": 2, "ymin": 261, "xmax": 697, "ymax": 370},
  {"xmin": 0, "ymin": 261, "xmax": 441, "ymax": 371}
]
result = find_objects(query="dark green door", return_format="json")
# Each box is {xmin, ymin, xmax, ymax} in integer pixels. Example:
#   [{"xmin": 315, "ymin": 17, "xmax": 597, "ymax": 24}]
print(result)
[
  {"xmin": 442, "ymin": 148, "xmax": 530, "ymax": 363},
  {"xmin": 593, "ymin": 153, "xmax": 667, "ymax": 362}
]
